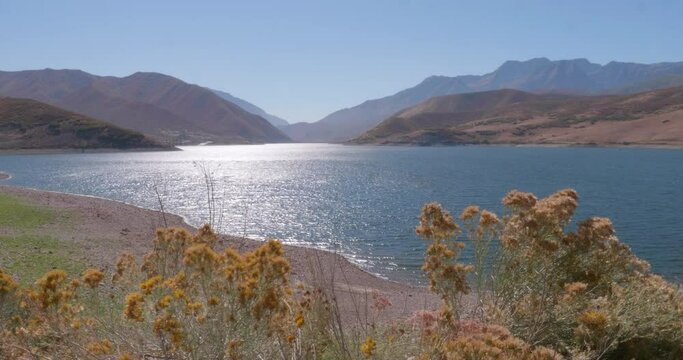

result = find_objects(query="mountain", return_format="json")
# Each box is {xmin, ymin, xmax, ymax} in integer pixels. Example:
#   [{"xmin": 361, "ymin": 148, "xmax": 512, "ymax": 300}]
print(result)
[
  {"xmin": 210, "ymin": 89, "xmax": 289, "ymax": 127},
  {"xmin": 0, "ymin": 97, "xmax": 168, "ymax": 150},
  {"xmin": 0, "ymin": 69, "xmax": 291, "ymax": 145},
  {"xmin": 285, "ymin": 58, "xmax": 683, "ymax": 142},
  {"xmin": 351, "ymin": 87, "xmax": 683, "ymax": 147}
]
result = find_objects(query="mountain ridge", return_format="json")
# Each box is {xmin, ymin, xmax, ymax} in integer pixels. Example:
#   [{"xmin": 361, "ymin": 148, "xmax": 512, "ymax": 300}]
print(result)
[
  {"xmin": 0, "ymin": 69, "xmax": 290, "ymax": 145},
  {"xmin": 351, "ymin": 86, "xmax": 683, "ymax": 147},
  {"xmin": 210, "ymin": 89, "xmax": 289, "ymax": 127},
  {"xmin": 284, "ymin": 58, "xmax": 683, "ymax": 142}
]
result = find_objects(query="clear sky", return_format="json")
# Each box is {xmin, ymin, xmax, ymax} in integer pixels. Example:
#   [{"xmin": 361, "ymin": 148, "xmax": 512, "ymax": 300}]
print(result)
[{"xmin": 2, "ymin": 0, "xmax": 682, "ymax": 123}]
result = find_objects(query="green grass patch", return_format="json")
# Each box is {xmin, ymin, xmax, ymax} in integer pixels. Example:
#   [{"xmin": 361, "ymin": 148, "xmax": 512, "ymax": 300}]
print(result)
[
  {"xmin": 0, "ymin": 234, "xmax": 84, "ymax": 284},
  {"xmin": 0, "ymin": 194, "xmax": 54, "ymax": 230}
]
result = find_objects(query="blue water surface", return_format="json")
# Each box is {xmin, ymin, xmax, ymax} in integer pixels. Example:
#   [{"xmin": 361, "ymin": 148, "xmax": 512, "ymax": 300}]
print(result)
[{"xmin": 1, "ymin": 144, "xmax": 681, "ymax": 283}]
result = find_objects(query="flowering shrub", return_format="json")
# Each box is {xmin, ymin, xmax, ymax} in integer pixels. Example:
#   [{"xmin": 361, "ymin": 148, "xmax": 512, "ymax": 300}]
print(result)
[
  {"xmin": 0, "ymin": 226, "xmax": 311, "ymax": 359},
  {"xmin": 417, "ymin": 189, "xmax": 683, "ymax": 359},
  {"xmin": 0, "ymin": 189, "xmax": 681, "ymax": 359}
]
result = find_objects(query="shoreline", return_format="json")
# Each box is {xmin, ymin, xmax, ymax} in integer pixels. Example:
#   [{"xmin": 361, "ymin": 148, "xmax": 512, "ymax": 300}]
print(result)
[
  {"xmin": 1, "ymin": 183, "xmax": 410, "ymax": 286},
  {"xmin": 1, "ymin": 142, "xmax": 682, "ymax": 156},
  {"xmin": 0, "ymin": 147, "xmax": 180, "ymax": 155},
  {"xmin": 0, "ymin": 184, "xmax": 439, "ymax": 321},
  {"xmin": 343, "ymin": 141, "xmax": 683, "ymax": 149},
  {"xmin": 0, "ymin": 182, "xmax": 399, "ymax": 283}
]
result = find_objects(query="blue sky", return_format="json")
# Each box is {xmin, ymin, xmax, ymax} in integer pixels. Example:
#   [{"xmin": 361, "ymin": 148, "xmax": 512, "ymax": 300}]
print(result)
[{"xmin": 1, "ymin": 0, "xmax": 682, "ymax": 123}]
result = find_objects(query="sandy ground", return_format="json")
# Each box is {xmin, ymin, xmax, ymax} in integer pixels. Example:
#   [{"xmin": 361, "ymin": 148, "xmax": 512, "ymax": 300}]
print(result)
[{"xmin": 0, "ymin": 185, "xmax": 439, "ymax": 323}]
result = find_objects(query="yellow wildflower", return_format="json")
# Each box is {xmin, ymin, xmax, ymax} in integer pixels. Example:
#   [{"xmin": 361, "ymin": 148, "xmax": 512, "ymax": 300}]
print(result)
[
  {"xmin": 140, "ymin": 275, "xmax": 162, "ymax": 295},
  {"xmin": 295, "ymin": 312, "xmax": 305, "ymax": 328},
  {"xmin": 156, "ymin": 295, "xmax": 173, "ymax": 310},
  {"xmin": 416, "ymin": 203, "xmax": 459, "ymax": 240},
  {"xmin": 479, "ymin": 210, "xmax": 500, "ymax": 226},
  {"xmin": 502, "ymin": 190, "xmax": 538, "ymax": 209},
  {"xmin": 460, "ymin": 205, "xmax": 480, "ymax": 221},
  {"xmin": 86, "ymin": 339, "xmax": 113, "ymax": 355},
  {"xmin": 184, "ymin": 243, "xmax": 223, "ymax": 272},
  {"xmin": 154, "ymin": 313, "xmax": 184, "ymax": 346},
  {"xmin": 81, "ymin": 268, "xmax": 105, "ymax": 288},
  {"xmin": 361, "ymin": 336, "xmax": 376, "ymax": 357},
  {"xmin": 36, "ymin": 269, "xmax": 67, "ymax": 292},
  {"xmin": 124, "ymin": 292, "xmax": 145, "ymax": 322},
  {"xmin": 0, "ymin": 269, "xmax": 18, "ymax": 294},
  {"xmin": 112, "ymin": 253, "xmax": 136, "ymax": 283},
  {"xmin": 578, "ymin": 310, "xmax": 608, "ymax": 330}
]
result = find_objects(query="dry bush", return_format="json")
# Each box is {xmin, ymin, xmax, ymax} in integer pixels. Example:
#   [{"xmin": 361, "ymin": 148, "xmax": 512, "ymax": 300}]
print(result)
[
  {"xmin": 1, "ymin": 189, "xmax": 681, "ymax": 360},
  {"xmin": 0, "ymin": 226, "xmax": 419, "ymax": 360},
  {"xmin": 416, "ymin": 189, "xmax": 683, "ymax": 359},
  {"xmin": 1, "ymin": 226, "xmax": 316, "ymax": 359}
]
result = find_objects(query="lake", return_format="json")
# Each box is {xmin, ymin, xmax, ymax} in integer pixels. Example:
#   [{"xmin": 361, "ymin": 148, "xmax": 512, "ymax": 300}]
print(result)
[{"xmin": 1, "ymin": 144, "xmax": 682, "ymax": 283}]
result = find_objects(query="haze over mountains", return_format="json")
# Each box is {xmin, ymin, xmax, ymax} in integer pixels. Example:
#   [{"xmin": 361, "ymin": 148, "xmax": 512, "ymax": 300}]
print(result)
[
  {"xmin": 0, "ymin": 69, "xmax": 290, "ymax": 145},
  {"xmin": 351, "ymin": 86, "xmax": 683, "ymax": 147},
  {"xmin": 210, "ymin": 89, "xmax": 289, "ymax": 128},
  {"xmin": 284, "ymin": 58, "xmax": 683, "ymax": 142}
]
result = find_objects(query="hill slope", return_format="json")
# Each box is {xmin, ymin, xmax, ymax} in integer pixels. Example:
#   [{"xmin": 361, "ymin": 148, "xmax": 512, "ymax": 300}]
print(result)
[
  {"xmin": 210, "ymin": 89, "xmax": 289, "ymax": 127},
  {"xmin": 351, "ymin": 87, "xmax": 683, "ymax": 147},
  {"xmin": 0, "ymin": 97, "xmax": 167, "ymax": 150},
  {"xmin": 0, "ymin": 69, "xmax": 290, "ymax": 145},
  {"xmin": 285, "ymin": 58, "xmax": 683, "ymax": 142}
]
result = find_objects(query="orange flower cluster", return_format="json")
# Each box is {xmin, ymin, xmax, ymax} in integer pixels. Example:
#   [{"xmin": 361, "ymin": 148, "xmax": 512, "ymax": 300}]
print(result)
[
  {"xmin": 577, "ymin": 309, "xmax": 608, "ymax": 330},
  {"xmin": 502, "ymin": 190, "xmax": 538, "ymax": 210},
  {"xmin": 30, "ymin": 269, "xmax": 77, "ymax": 310},
  {"xmin": 124, "ymin": 292, "xmax": 145, "ymax": 322},
  {"xmin": 112, "ymin": 226, "xmax": 298, "ymax": 358},
  {"xmin": 416, "ymin": 202, "xmax": 460, "ymax": 240},
  {"xmin": 112, "ymin": 252, "xmax": 136, "ymax": 283},
  {"xmin": 81, "ymin": 268, "xmax": 104, "ymax": 289},
  {"xmin": 439, "ymin": 321, "xmax": 561, "ymax": 360},
  {"xmin": 0, "ymin": 268, "xmax": 18, "ymax": 295},
  {"xmin": 459, "ymin": 205, "xmax": 480, "ymax": 221},
  {"xmin": 414, "ymin": 189, "xmax": 682, "ymax": 359},
  {"xmin": 417, "ymin": 203, "xmax": 472, "ymax": 324},
  {"xmin": 86, "ymin": 339, "xmax": 113, "ymax": 355},
  {"xmin": 361, "ymin": 336, "xmax": 377, "ymax": 357}
]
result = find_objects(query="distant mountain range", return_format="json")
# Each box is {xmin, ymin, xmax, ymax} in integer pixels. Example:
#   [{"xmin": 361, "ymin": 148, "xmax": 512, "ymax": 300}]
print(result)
[
  {"xmin": 284, "ymin": 58, "xmax": 683, "ymax": 142},
  {"xmin": 0, "ymin": 69, "xmax": 290, "ymax": 145},
  {"xmin": 0, "ymin": 97, "xmax": 167, "ymax": 150},
  {"xmin": 210, "ymin": 89, "xmax": 289, "ymax": 128},
  {"xmin": 351, "ymin": 86, "xmax": 683, "ymax": 147}
]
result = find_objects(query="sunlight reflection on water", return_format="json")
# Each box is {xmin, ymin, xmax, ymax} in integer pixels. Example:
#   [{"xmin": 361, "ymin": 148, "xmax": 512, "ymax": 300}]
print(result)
[{"xmin": 1, "ymin": 144, "xmax": 682, "ymax": 283}]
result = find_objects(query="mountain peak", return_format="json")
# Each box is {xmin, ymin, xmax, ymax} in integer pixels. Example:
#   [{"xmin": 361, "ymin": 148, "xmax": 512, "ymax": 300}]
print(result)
[
  {"xmin": 125, "ymin": 71, "xmax": 181, "ymax": 83},
  {"xmin": 497, "ymin": 57, "xmax": 551, "ymax": 70},
  {"xmin": 283, "ymin": 57, "xmax": 683, "ymax": 143},
  {"xmin": 0, "ymin": 69, "xmax": 291, "ymax": 144}
]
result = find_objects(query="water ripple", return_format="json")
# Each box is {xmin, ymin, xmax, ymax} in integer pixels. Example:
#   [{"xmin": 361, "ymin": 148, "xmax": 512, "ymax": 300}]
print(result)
[{"xmin": 1, "ymin": 144, "xmax": 682, "ymax": 283}]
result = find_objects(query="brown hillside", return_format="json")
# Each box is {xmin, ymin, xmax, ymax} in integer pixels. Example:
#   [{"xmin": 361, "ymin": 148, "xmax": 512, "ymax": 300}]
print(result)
[
  {"xmin": 352, "ymin": 87, "xmax": 683, "ymax": 146},
  {"xmin": 0, "ymin": 69, "xmax": 290, "ymax": 145},
  {"xmin": 0, "ymin": 97, "xmax": 169, "ymax": 150}
]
